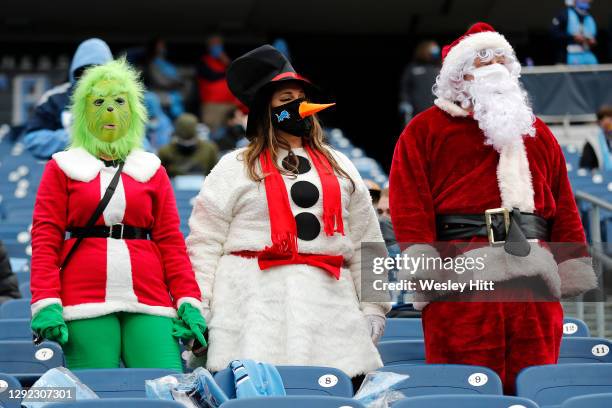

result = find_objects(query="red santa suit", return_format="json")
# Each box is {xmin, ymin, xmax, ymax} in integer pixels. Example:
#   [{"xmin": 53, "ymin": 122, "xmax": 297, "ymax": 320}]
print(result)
[
  {"xmin": 30, "ymin": 147, "xmax": 202, "ymax": 320},
  {"xmin": 389, "ymin": 23, "xmax": 597, "ymax": 394}
]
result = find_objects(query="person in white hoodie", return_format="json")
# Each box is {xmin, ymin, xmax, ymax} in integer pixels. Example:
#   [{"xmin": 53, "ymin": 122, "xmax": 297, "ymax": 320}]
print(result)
[{"xmin": 186, "ymin": 45, "xmax": 390, "ymax": 381}]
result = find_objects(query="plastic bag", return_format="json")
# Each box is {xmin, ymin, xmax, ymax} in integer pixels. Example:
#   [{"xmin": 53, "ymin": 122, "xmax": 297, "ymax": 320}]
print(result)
[
  {"xmin": 354, "ymin": 371, "xmax": 409, "ymax": 408},
  {"xmin": 146, "ymin": 367, "xmax": 228, "ymax": 408},
  {"xmin": 21, "ymin": 367, "xmax": 99, "ymax": 408}
]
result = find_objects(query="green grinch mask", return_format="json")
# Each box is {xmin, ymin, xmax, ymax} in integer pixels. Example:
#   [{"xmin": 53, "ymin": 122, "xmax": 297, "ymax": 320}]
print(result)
[
  {"xmin": 70, "ymin": 59, "xmax": 147, "ymax": 160},
  {"xmin": 86, "ymin": 82, "xmax": 131, "ymax": 143}
]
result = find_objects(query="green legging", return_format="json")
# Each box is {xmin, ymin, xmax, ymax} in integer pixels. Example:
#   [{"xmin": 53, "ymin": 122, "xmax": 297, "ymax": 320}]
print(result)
[{"xmin": 63, "ymin": 312, "xmax": 182, "ymax": 371}]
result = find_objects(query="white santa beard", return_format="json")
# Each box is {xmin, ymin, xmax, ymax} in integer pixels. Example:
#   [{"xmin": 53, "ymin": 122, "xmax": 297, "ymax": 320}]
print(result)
[{"xmin": 468, "ymin": 75, "xmax": 536, "ymax": 152}]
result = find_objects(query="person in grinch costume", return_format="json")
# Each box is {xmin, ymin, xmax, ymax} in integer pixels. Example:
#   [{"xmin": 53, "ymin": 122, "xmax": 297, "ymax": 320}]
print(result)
[{"xmin": 29, "ymin": 59, "xmax": 207, "ymax": 370}]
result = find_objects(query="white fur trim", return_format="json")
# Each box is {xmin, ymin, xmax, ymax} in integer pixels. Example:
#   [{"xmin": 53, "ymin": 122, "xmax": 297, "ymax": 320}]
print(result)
[
  {"xmin": 53, "ymin": 148, "xmax": 103, "ymax": 182},
  {"xmin": 558, "ymin": 257, "xmax": 597, "ymax": 297},
  {"xmin": 177, "ymin": 297, "xmax": 203, "ymax": 311},
  {"xmin": 443, "ymin": 31, "xmax": 513, "ymax": 72},
  {"xmin": 434, "ymin": 98, "xmax": 469, "ymax": 117},
  {"xmin": 497, "ymin": 141, "xmax": 535, "ymax": 212},
  {"xmin": 361, "ymin": 303, "xmax": 388, "ymax": 317},
  {"xmin": 52, "ymin": 148, "xmax": 160, "ymax": 183},
  {"xmin": 122, "ymin": 149, "xmax": 161, "ymax": 183},
  {"xmin": 31, "ymin": 298, "xmax": 62, "ymax": 317},
  {"xmin": 63, "ymin": 301, "xmax": 177, "ymax": 321}
]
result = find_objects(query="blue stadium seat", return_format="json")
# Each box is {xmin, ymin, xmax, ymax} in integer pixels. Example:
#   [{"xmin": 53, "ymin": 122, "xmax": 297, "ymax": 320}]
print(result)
[
  {"xmin": 19, "ymin": 281, "xmax": 30, "ymax": 298},
  {"xmin": 377, "ymin": 340, "xmax": 426, "ymax": 366},
  {"xmin": 561, "ymin": 393, "xmax": 612, "ymax": 408},
  {"xmin": 559, "ymin": 338, "xmax": 612, "ymax": 363},
  {"xmin": 14, "ymin": 270, "xmax": 30, "ymax": 285},
  {"xmin": 42, "ymin": 399, "xmax": 184, "ymax": 408},
  {"xmin": 563, "ymin": 318, "xmax": 590, "ymax": 337},
  {"xmin": 0, "ymin": 319, "xmax": 31, "ymax": 340},
  {"xmin": 72, "ymin": 368, "xmax": 180, "ymax": 398},
  {"xmin": 0, "ymin": 372, "xmax": 22, "ymax": 408},
  {"xmin": 0, "ymin": 299, "xmax": 30, "ymax": 318},
  {"xmin": 516, "ymin": 363, "xmax": 612, "ymax": 408},
  {"xmin": 381, "ymin": 318, "xmax": 423, "ymax": 341},
  {"xmin": 377, "ymin": 364, "xmax": 503, "ymax": 397},
  {"xmin": 214, "ymin": 366, "xmax": 353, "ymax": 399},
  {"xmin": 392, "ymin": 395, "xmax": 538, "ymax": 408},
  {"xmin": 0, "ymin": 340, "xmax": 64, "ymax": 385},
  {"xmin": 219, "ymin": 396, "xmax": 366, "ymax": 408}
]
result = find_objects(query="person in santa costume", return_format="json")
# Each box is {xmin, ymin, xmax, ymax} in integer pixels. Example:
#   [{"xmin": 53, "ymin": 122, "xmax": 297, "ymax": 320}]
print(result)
[
  {"xmin": 186, "ymin": 45, "xmax": 390, "ymax": 380},
  {"xmin": 389, "ymin": 23, "xmax": 598, "ymax": 394},
  {"xmin": 29, "ymin": 59, "xmax": 207, "ymax": 370}
]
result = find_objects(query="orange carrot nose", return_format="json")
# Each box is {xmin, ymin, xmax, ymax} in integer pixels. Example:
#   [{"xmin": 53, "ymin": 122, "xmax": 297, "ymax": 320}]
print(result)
[{"xmin": 298, "ymin": 102, "xmax": 336, "ymax": 118}]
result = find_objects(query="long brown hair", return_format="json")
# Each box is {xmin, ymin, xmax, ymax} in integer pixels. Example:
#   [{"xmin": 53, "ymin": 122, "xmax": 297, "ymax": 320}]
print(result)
[{"xmin": 241, "ymin": 99, "xmax": 355, "ymax": 190}]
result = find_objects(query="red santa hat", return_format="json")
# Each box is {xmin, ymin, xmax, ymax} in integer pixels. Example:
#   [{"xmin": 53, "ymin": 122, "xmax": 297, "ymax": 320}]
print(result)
[{"xmin": 441, "ymin": 22, "xmax": 514, "ymax": 69}]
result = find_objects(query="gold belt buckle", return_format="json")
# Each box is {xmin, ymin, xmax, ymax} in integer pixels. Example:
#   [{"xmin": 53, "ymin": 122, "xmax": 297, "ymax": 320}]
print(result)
[{"xmin": 485, "ymin": 208, "xmax": 510, "ymax": 245}]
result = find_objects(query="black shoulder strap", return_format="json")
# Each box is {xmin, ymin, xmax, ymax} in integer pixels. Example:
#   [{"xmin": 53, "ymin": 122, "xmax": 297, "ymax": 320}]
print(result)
[{"xmin": 60, "ymin": 162, "xmax": 125, "ymax": 270}]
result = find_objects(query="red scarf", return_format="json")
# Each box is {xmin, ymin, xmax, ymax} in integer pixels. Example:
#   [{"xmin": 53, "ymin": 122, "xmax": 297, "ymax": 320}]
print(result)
[{"xmin": 258, "ymin": 146, "xmax": 344, "ymax": 275}]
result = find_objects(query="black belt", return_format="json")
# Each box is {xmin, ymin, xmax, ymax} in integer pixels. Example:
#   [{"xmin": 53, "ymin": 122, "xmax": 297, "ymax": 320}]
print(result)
[
  {"xmin": 67, "ymin": 224, "xmax": 152, "ymax": 240},
  {"xmin": 436, "ymin": 208, "xmax": 549, "ymax": 257}
]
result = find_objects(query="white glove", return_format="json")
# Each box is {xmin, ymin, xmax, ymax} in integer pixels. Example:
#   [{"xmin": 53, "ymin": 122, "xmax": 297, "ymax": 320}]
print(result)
[{"xmin": 366, "ymin": 314, "xmax": 386, "ymax": 344}]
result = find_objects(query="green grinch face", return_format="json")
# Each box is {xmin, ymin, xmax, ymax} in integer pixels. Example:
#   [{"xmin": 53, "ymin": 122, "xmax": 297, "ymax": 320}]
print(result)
[{"xmin": 85, "ymin": 80, "xmax": 131, "ymax": 143}]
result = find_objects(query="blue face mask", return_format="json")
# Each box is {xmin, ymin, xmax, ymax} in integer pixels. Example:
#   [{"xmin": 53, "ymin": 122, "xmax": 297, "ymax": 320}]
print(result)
[
  {"xmin": 575, "ymin": 0, "xmax": 590, "ymax": 11},
  {"xmin": 210, "ymin": 44, "xmax": 224, "ymax": 58},
  {"xmin": 430, "ymin": 45, "xmax": 441, "ymax": 59}
]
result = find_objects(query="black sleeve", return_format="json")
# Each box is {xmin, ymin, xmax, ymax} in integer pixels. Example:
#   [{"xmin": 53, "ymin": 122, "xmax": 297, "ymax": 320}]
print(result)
[
  {"xmin": 551, "ymin": 9, "xmax": 571, "ymax": 42},
  {"xmin": 196, "ymin": 59, "xmax": 227, "ymax": 82},
  {"xmin": 579, "ymin": 142, "xmax": 599, "ymax": 170},
  {"xmin": 0, "ymin": 241, "xmax": 21, "ymax": 303},
  {"xmin": 23, "ymin": 97, "xmax": 64, "ymax": 134}
]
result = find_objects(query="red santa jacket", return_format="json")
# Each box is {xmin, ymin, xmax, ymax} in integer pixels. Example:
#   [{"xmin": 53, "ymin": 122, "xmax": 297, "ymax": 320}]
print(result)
[
  {"xmin": 389, "ymin": 99, "xmax": 597, "ymax": 300},
  {"xmin": 30, "ymin": 147, "xmax": 202, "ymax": 321}
]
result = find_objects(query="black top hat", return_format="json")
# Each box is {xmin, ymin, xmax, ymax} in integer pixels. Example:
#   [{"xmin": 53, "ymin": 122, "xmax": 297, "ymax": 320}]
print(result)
[{"xmin": 227, "ymin": 45, "xmax": 318, "ymax": 139}]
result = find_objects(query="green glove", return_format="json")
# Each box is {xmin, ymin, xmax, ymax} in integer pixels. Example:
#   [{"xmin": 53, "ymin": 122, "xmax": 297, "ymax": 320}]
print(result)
[
  {"xmin": 172, "ymin": 303, "xmax": 207, "ymax": 347},
  {"xmin": 31, "ymin": 303, "xmax": 69, "ymax": 345}
]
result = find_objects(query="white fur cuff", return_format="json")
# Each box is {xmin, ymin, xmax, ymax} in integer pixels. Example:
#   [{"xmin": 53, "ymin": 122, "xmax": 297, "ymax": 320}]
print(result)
[
  {"xmin": 31, "ymin": 298, "xmax": 62, "ymax": 317},
  {"xmin": 177, "ymin": 297, "xmax": 203, "ymax": 312},
  {"xmin": 558, "ymin": 257, "xmax": 597, "ymax": 297}
]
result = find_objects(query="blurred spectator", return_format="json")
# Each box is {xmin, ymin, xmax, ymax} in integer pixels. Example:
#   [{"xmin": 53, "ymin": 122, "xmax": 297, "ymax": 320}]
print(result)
[
  {"xmin": 197, "ymin": 35, "xmax": 238, "ymax": 129},
  {"xmin": 144, "ymin": 38, "xmax": 185, "ymax": 118},
  {"xmin": 144, "ymin": 91, "xmax": 174, "ymax": 150},
  {"xmin": 22, "ymin": 38, "xmax": 113, "ymax": 159},
  {"xmin": 579, "ymin": 105, "xmax": 612, "ymax": 170},
  {"xmin": 377, "ymin": 188, "xmax": 399, "ymax": 257},
  {"xmin": 0, "ymin": 240, "xmax": 21, "ymax": 303},
  {"xmin": 210, "ymin": 107, "xmax": 247, "ymax": 152},
  {"xmin": 364, "ymin": 179, "xmax": 382, "ymax": 206},
  {"xmin": 158, "ymin": 113, "xmax": 219, "ymax": 177},
  {"xmin": 551, "ymin": 0, "xmax": 598, "ymax": 64},
  {"xmin": 399, "ymin": 40, "xmax": 441, "ymax": 125},
  {"xmin": 272, "ymin": 38, "xmax": 292, "ymax": 61}
]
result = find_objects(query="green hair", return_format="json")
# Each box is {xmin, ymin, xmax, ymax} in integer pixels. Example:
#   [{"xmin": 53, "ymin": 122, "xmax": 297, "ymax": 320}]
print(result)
[{"xmin": 70, "ymin": 58, "xmax": 147, "ymax": 160}]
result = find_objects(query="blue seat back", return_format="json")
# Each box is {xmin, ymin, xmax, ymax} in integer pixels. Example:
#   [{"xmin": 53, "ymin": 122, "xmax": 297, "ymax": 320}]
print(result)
[
  {"xmin": 377, "ymin": 364, "xmax": 503, "ymax": 397},
  {"xmin": 381, "ymin": 318, "xmax": 423, "ymax": 341},
  {"xmin": 392, "ymin": 395, "xmax": 538, "ymax": 408},
  {"xmin": 0, "ymin": 372, "xmax": 22, "ymax": 408},
  {"xmin": 0, "ymin": 319, "xmax": 31, "ymax": 340},
  {"xmin": 563, "ymin": 318, "xmax": 590, "ymax": 337},
  {"xmin": 219, "ymin": 396, "xmax": 365, "ymax": 407},
  {"xmin": 559, "ymin": 338, "xmax": 612, "ymax": 363},
  {"xmin": 377, "ymin": 340, "xmax": 426, "ymax": 366},
  {"xmin": 19, "ymin": 282, "xmax": 31, "ymax": 299},
  {"xmin": 562, "ymin": 393, "xmax": 612, "ymax": 408},
  {"xmin": 214, "ymin": 366, "xmax": 353, "ymax": 399},
  {"xmin": 36, "ymin": 398, "xmax": 185, "ymax": 408},
  {"xmin": 0, "ymin": 299, "xmax": 31, "ymax": 319},
  {"xmin": 0, "ymin": 341, "xmax": 64, "ymax": 383},
  {"xmin": 516, "ymin": 363, "xmax": 612, "ymax": 407},
  {"xmin": 73, "ymin": 368, "xmax": 180, "ymax": 398}
]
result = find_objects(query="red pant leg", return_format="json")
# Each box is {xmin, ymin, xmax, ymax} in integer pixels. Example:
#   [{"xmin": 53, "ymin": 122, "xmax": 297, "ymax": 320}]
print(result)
[
  {"xmin": 422, "ymin": 301, "xmax": 507, "ymax": 385},
  {"xmin": 504, "ymin": 301, "xmax": 563, "ymax": 395}
]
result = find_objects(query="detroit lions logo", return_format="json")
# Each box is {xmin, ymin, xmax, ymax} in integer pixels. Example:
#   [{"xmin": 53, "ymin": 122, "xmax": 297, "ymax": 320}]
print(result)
[{"xmin": 275, "ymin": 110, "xmax": 290, "ymax": 122}]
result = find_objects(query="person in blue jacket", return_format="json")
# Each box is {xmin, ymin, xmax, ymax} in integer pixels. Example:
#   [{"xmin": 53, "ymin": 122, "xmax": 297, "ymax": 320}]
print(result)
[
  {"xmin": 551, "ymin": 0, "xmax": 598, "ymax": 65},
  {"xmin": 22, "ymin": 38, "xmax": 113, "ymax": 159}
]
